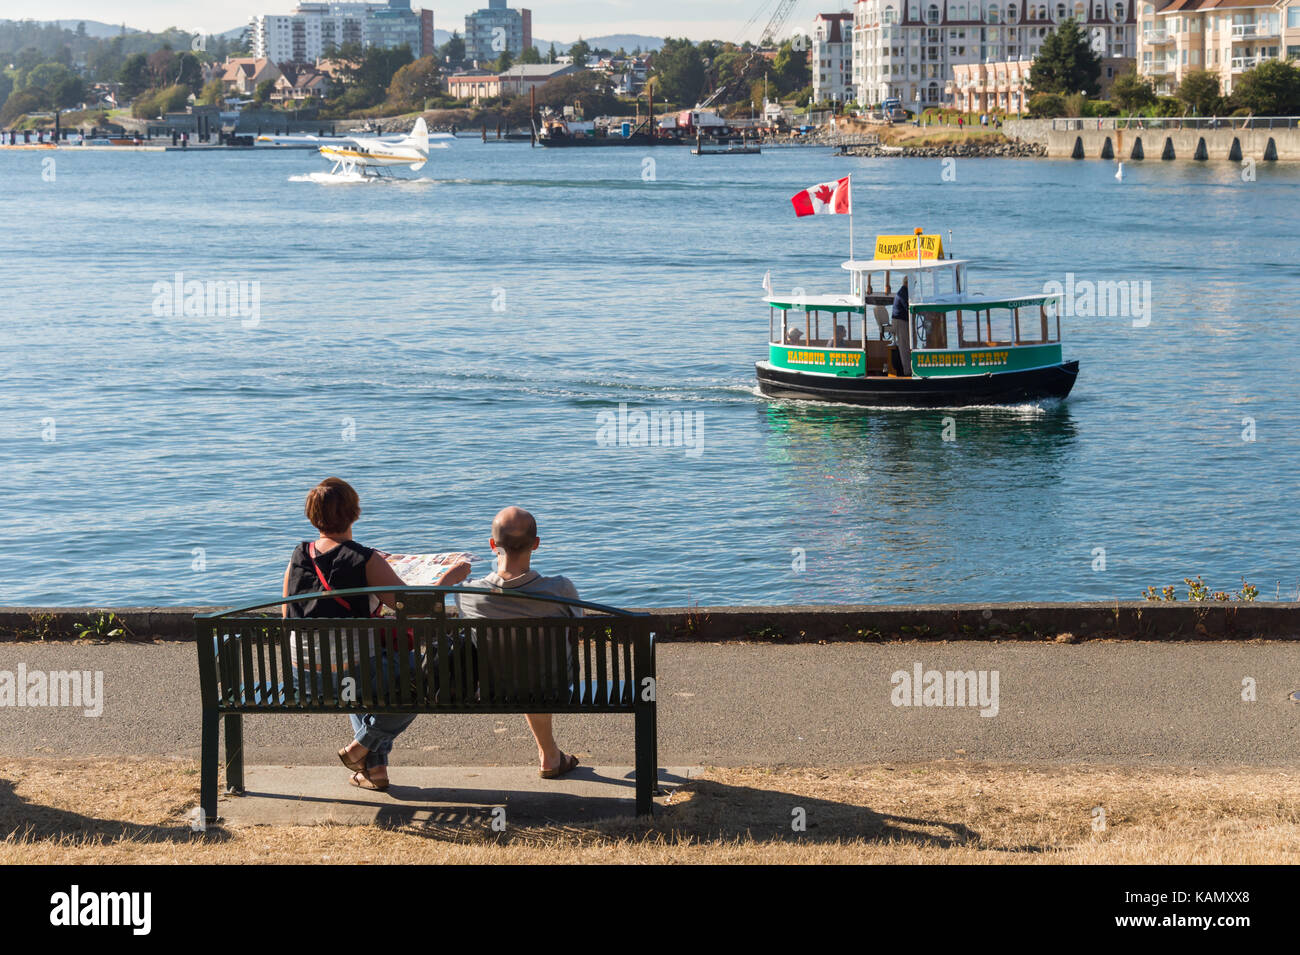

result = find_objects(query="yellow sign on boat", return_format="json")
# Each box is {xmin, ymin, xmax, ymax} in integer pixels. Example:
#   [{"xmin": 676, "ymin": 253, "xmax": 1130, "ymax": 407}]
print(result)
[{"xmin": 874, "ymin": 234, "xmax": 945, "ymax": 261}]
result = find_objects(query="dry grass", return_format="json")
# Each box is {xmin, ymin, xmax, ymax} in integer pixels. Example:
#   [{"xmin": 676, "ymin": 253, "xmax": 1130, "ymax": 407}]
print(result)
[
  {"xmin": 879, "ymin": 126, "xmax": 1010, "ymax": 148},
  {"xmin": 2, "ymin": 758, "xmax": 1297, "ymax": 864}
]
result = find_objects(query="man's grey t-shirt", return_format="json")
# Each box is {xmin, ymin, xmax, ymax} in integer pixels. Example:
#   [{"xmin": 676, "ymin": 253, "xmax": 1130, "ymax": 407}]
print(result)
[{"xmin": 456, "ymin": 570, "xmax": 583, "ymax": 620}]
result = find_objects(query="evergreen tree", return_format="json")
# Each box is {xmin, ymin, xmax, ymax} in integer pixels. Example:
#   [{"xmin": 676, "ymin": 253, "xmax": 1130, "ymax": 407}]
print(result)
[{"xmin": 1028, "ymin": 18, "xmax": 1101, "ymax": 96}]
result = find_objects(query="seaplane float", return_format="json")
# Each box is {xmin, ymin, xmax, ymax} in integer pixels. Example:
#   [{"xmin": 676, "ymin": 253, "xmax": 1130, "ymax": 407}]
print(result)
[{"xmin": 260, "ymin": 118, "xmax": 453, "ymax": 182}]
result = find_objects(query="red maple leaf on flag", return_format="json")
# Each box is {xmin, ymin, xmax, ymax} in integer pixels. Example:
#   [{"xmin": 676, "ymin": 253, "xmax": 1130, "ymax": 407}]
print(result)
[{"xmin": 815, "ymin": 184, "xmax": 835, "ymax": 205}]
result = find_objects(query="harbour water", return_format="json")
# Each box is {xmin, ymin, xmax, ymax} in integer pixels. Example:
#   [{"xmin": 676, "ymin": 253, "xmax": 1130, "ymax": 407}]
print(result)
[{"xmin": 1, "ymin": 143, "xmax": 1297, "ymax": 607}]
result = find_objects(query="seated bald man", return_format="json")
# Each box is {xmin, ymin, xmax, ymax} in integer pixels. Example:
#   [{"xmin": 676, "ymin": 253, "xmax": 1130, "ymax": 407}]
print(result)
[{"xmin": 455, "ymin": 507, "xmax": 582, "ymax": 779}]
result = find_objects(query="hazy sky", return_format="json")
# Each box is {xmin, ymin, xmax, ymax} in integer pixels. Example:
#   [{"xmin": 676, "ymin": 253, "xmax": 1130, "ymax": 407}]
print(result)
[{"xmin": 0, "ymin": 1, "xmax": 823, "ymax": 42}]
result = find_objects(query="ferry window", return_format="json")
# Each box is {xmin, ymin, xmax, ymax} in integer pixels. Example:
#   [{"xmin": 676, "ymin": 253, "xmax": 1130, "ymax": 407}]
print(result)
[
  {"xmin": 807, "ymin": 310, "xmax": 828, "ymax": 345},
  {"xmin": 958, "ymin": 310, "xmax": 983, "ymax": 347},
  {"xmin": 1015, "ymin": 306, "xmax": 1044, "ymax": 343},
  {"xmin": 916, "ymin": 311, "xmax": 948, "ymax": 349},
  {"xmin": 1044, "ymin": 299, "xmax": 1061, "ymax": 342},
  {"xmin": 987, "ymin": 309, "xmax": 1015, "ymax": 345}
]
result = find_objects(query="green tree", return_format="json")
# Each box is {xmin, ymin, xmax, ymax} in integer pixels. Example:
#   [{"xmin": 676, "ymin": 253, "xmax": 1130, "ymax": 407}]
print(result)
[
  {"xmin": 254, "ymin": 78, "xmax": 275, "ymax": 106},
  {"xmin": 1231, "ymin": 58, "xmax": 1300, "ymax": 115},
  {"xmin": 198, "ymin": 78, "xmax": 226, "ymax": 106},
  {"xmin": 519, "ymin": 45, "xmax": 542, "ymax": 65},
  {"xmin": 569, "ymin": 38, "xmax": 591, "ymax": 68},
  {"xmin": 494, "ymin": 49, "xmax": 514, "ymax": 72},
  {"xmin": 147, "ymin": 48, "xmax": 178, "ymax": 86},
  {"xmin": 118, "ymin": 52, "xmax": 151, "ymax": 99},
  {"xmin": 1176, "ymin": 69, "xmax": 1220, "ymax": 115},
  {"xmin": 387, "ymin": 56, "xmax": 442, "ymax": 109},
  {"xmin": 439, "ymin": 31, "xmax": 465, "ymax": 67},
  {"xmin": 772, "ymin": 38, "xmax": 811, "ymax": 95},
  {"xmin": 548, "ymin": 43, "xmax": 558, "ymax": 63},
  {"xmin": 131, "ymin": 83, "xmax": 189, "ymax": 118},
  {"xmin": 1026, "ymin": 92, "xmax": 1068, "ymax": 117},
  {"xmin": 652, "ymin": 37, "xmax": 706, "ymax": 105},
  {"xmin": 0, "ymin": 71, "xmax": 13, "ymax": 109},
  {"xmin": 176, "ymin": 51, "xmax": 204, "ymax": 93},
  {"xmin": 1029, "ymin": 18, "xmax": 1101, "ymax": 96},
  {"xmin": 1110, "ymin": 69, "xmax": 1155, "ymax": 112},
  {"xmin": 0, "ymin": 87, "xmax": 43, "ymax": 124}
]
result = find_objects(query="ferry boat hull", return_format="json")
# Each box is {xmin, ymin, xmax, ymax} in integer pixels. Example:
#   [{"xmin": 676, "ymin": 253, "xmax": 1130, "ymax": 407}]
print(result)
[{"xmin": 755, "ymin": 360, "xmax": 1079, "ymax": 407}]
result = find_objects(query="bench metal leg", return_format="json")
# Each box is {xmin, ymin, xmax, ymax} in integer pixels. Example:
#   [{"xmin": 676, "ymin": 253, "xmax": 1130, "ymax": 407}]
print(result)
[
  {"xmin": 635, "ymin": 703, "xmax": 657, "ymax": 817},
  {"xmin": 201, "ymin": 707, "xmax": 219, "ymax": 822},
  {"xmin": 224, "ymin": 713, "xmax": 245, "ymax": 795}
]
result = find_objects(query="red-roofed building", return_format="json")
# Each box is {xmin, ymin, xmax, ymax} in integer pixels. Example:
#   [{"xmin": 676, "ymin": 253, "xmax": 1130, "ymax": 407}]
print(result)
[{"xmin": 812, "ymin": 12, "xmax": 857, "ymax": 103}]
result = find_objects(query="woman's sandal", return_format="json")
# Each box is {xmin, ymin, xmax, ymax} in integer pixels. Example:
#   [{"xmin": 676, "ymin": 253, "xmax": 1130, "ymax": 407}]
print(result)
[
  {"xmin": 539, "ymin": 752, "xmax": 580, "ymax": 779},
  {"xmin": 350, "ymin": 769, "xmax": 390, "ymax": 792},
  {"xmin": 338, "ymin": 747, "xmax": 366, "ymax": 773}
]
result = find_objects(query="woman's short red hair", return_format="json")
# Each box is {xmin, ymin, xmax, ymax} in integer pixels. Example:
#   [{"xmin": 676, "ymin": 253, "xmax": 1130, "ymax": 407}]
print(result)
[{"xmin": 305, "ymin": 477, "xmax": 361, "ymax": 535}]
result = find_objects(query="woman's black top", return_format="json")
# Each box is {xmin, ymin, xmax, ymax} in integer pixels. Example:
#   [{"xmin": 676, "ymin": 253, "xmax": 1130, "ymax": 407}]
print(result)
[{"xmin": 285, "ymin": 540, "xmax": 374, "ymax": 619}]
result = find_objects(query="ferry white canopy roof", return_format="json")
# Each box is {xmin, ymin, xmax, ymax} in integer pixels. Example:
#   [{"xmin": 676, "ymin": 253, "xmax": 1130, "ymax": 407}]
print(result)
[
  {"xmin": 840, "ymin": 258, "xmax": 969, "ymax": 272},
  {"xmin": 764, "ymin": 293, "xmax": 864, "ymax": 308}
]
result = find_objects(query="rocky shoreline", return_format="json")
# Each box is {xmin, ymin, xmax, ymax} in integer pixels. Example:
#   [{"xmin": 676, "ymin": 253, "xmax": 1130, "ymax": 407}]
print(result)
[{"xmin": 841, "ymin": 138, "xmax": 1047, "ymax": 158}]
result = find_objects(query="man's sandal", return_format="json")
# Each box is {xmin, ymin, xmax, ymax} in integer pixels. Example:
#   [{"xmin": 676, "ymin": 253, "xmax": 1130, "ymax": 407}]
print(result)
[
  {"xmin": 539, "ymin": 752, "xmax": 580, "ymax": 779},
  {"xmin": 350, "ymin": 769, "xmax": 389, "ymax": 792}
]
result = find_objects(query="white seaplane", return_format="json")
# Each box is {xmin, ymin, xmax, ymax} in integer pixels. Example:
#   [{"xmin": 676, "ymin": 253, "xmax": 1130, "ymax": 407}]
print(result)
[{"xmin": 261, "ymin": 118, "xmax": 453, "ymax": 182}]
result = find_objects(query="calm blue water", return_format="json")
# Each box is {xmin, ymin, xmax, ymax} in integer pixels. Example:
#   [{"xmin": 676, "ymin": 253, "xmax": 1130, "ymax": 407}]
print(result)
[{"xmin": 1, "ymin": 142, "xmax": 1297, "ymax": 608}]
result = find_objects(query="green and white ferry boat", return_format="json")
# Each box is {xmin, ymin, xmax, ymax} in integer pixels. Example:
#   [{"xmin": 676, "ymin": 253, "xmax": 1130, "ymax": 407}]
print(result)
[{"xmin": 756, "ymin": 232, "xmax": 1080, "ymax": 407}]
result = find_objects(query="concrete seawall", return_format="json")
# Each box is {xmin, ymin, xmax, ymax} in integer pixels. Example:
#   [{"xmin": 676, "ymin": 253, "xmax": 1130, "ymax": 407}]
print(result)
[
  {"xmin": 1006, "ymin": 119, "xmax": 1300, "ymax": 161},
  {"xmin": 3, "ymin": 602, "xmax": 1297, "ymax": 643}
]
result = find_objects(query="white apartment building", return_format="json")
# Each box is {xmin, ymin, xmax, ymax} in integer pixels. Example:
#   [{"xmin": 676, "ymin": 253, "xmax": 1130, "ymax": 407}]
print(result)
[
  {"xmin": 1137, "ymin": 0, "xmax": 1300, "ymax": 96},
  {"xmin": 851, "ymin": 0, "xmax": 1137, "ymax": 107},
  {"xmin": 252, "ymin": 0, "xmax": 431, "ymax": 63},
  {"xmin": 812, "ymin": 12, "xmax": 857, "ymax": 103}
]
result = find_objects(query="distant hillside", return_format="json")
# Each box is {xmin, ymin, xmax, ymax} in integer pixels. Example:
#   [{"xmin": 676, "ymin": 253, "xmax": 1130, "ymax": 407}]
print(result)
[
  {"xmin": 31, "ymin": 19, "xmax": 138, "ymax": 38},
  {"xmin": 573, "ymin": 34, "xmax": 664, "ymax": 53}
]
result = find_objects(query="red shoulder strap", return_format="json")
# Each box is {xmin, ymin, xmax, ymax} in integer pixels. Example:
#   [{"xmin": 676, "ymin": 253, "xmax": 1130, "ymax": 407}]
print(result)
[{"xmin": 308, "ymin": 542, "xmax": 355, "ymax": 612}]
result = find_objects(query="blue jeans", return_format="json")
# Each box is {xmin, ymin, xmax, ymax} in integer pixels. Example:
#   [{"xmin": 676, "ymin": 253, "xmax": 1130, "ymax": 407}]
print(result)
[{"xmin": 294, "ymin": 651, "xmax": 418, "ymax": 769}]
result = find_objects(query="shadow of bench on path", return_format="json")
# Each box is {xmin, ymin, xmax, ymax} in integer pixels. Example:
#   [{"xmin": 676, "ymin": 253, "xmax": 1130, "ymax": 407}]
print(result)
[{"xmin": 0, "ymin": 776, "xmax": 229, "ymax": 846}]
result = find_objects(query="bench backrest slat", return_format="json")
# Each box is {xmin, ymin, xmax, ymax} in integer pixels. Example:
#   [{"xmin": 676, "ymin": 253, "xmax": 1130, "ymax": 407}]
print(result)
[{"xmin": 197, "ymin": 587, "xmax": 651, "ymax": 715}]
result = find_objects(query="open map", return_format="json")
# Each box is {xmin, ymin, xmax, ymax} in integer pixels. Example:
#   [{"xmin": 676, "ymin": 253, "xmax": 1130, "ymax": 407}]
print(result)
[{"xmin": 378, "ymin": 552, "xmax": 480, "ymax": 586}]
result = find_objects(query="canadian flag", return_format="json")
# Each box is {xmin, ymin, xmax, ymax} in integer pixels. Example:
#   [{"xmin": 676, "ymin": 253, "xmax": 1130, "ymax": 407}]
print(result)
[{"xmin": 791, "ymin": 176, "xmax": 852, "ymax": 217}]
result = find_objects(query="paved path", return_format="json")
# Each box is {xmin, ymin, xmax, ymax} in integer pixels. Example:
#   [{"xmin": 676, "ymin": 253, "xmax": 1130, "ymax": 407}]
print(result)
[{"xmin": 2, "ymin": 642, "xmax": 1298, "ymax": 767}]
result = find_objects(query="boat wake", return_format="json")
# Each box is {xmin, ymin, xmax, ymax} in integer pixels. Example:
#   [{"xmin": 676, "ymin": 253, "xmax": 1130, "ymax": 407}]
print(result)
[
  {"xmin": 288, "ymin": 172, "xmax": 437, "ymax": 186},
  {"xmin": 289, "ymin": 171, "xmax": 375, "ymax": 185},
  {"xmin": 748, "ymin": 384, "xmax": 1066, "ymax": 414}
]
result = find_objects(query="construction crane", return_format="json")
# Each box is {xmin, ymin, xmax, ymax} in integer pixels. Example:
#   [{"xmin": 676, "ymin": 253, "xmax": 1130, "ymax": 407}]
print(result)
[
  {"xmin": 757, "ymin": 0, "xmax": 802, "ymax": 46},
  {"xmin": 696, "ymin": 0, "xmax": 804, "ymax": 109}
]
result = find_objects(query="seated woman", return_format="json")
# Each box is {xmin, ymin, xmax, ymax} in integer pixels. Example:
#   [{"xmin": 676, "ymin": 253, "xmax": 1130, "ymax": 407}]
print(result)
[{"xmin": 282, "ymin": 477, "xmax": 470, "ymax": 792}]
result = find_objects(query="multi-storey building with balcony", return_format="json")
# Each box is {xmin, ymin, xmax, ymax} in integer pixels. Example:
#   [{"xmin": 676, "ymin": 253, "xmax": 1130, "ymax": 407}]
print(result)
[
  {"xmin": 812, "ymin": 12, "xmax": 857, "ymax": 103},
  {"xmin": 251, "ymin": 0, "xmax": 431, "ymax": 64},
  {"xmin": 852, "ymin": 0, "xmax": 1137, "ymax": 108},
  {"xmin": 1138, "ymin": 0, "xmax": 1299, "ymax": 96}
]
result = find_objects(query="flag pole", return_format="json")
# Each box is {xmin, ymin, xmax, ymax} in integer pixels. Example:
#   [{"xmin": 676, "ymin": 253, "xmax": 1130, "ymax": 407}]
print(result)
[{"xmin": 848, "ymin": 174, "xmax": 854, "ymax": 262}]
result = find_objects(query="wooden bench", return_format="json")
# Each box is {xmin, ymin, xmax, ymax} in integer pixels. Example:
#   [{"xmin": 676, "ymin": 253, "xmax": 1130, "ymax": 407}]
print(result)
[{"xmin": 194, "ymin": 586, "xmax": 659, "ymax": 819}]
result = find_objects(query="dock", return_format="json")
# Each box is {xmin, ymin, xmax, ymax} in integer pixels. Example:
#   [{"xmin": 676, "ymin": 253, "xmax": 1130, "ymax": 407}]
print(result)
[{"xmin": 692, "ymin": 142, "xmax": 762, "ymax": 155}]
